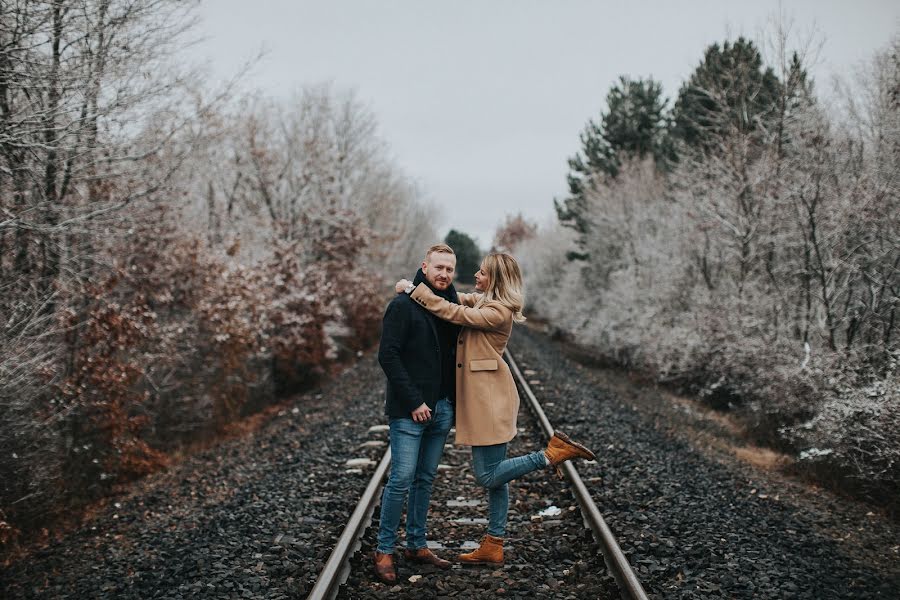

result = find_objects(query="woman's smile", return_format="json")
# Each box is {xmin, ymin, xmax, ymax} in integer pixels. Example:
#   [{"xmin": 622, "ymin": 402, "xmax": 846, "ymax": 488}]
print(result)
[{"xmin": 474, "ymin": 264, "xmax": 488, "ymax": 291}]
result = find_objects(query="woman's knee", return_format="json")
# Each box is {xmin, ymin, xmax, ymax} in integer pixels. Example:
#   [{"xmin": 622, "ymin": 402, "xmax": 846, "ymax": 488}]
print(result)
[
  {"xmin": 474, "ymin": 468, "xmax": 496, "ymax": 489},
  {"xmin": 472, "ymin": 444, "xmax": 507, "ymax": 489}
]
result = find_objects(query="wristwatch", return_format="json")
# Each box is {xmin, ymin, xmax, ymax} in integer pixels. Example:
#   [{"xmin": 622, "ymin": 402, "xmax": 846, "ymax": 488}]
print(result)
[{"xmin": 403, "ymin": 282, "xmax": 415, "ymax": 294}]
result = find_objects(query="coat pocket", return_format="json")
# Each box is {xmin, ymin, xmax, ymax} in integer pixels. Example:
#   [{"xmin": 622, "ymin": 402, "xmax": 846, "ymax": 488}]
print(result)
[{"xmin": 469, "ymin": 359, "xmax": 498, "ymax": 371}]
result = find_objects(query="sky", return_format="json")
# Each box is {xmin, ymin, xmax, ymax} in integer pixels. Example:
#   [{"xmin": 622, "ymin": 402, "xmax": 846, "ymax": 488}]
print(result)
[{"xmin": 189, "ymin": 1, "xmax": 899, "ymax": 248}]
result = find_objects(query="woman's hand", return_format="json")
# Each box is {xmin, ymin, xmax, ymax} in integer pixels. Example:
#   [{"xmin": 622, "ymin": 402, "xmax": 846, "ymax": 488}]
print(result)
[{"xmin": 395, "ymin": 279, "xmax": 412, "ymax": 293}]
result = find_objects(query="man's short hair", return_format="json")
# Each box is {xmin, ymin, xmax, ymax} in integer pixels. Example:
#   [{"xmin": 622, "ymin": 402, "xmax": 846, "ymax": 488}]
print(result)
[{"xmin": 425, "ymin": 243, "xmax": 455, "ymax": 261}]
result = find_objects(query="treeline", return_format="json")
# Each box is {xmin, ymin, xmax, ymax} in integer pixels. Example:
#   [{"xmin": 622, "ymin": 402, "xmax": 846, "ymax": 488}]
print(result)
[
  {"xmin": 0, "ymin": 1, "xmax": 435, "ymax": 551},
  {"xmin": 517, "ymin": 28, "xmax": 899, "ymax": 504}
]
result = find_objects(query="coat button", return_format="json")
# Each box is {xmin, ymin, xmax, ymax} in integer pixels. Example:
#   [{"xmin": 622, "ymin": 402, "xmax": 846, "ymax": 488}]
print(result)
[
  {"xmin": 458, "ymin": 339, "xmax": 463, "ymax": 345},
  {"xmin": 457, "ymin": 363, "xmax": 462, "ymax": 368}
]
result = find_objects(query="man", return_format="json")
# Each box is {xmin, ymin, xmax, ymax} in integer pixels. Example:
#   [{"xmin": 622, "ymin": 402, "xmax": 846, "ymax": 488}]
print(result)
[{"xmin": 373, "ymin": 243, "xmax": 461, "ymax": 583}]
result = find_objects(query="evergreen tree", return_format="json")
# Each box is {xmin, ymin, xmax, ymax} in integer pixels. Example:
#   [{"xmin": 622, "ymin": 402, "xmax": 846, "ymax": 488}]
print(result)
[
  {"xmin": 445, "ymin": 229, "xmax": 481, "ymax": 284},
  {"xmin": 775, "ymin": 52, "xmax": 815, "ymax": 159},
  {"xmin": 602, "ymin": 77, "xmax": 677, "ymax": 169},
  {"xmin": 672, "ymin": 38, "xmax": 782, "ymax": 151},
  {"xmin": 556, "ymin": 76, "xmax": 674, "ymax": 260}
]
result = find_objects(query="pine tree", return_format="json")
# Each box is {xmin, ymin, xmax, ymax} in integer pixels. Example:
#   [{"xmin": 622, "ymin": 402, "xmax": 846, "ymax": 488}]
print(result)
[
  {"xmin": 672, "ymin": 38, "xmax": 782, "ymax": 151},
  {"xmin": 445, "ymin": 229, "xmax": 481, "ymax": 284},
  {"xmin": 556, "ymin": 76, "xmax": 674, "ymax": 260}
]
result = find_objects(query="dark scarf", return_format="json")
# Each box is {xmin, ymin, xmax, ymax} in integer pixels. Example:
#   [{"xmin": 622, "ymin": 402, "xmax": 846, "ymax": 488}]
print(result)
[{"xmin": 413, "ymin": 268, "xmax": 460, "ymax": 400}]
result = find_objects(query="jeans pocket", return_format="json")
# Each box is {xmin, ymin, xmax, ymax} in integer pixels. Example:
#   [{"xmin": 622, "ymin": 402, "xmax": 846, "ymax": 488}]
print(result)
[
  {"xmin": 390, "ymin": 416, "xmax": 425, "ymax": 433},
  {"xmin": 434, "ymin": 400, "xmax": 453, "ymax": 431}
]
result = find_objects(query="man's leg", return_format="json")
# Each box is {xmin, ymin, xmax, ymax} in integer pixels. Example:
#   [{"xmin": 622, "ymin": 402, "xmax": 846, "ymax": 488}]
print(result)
[
  {"xmin": 405, "ymin": 398, "xmax": 453, "ymax": 550},
  {"xmin": 376, "ymin": 417, "xmax": 424, "ymax": 554}
]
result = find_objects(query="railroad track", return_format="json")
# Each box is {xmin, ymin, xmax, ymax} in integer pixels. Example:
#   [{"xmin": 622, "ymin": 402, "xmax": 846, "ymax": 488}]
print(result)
[{"xmin": 308, "ymin": 350, "xmax": 649, "ymax": 600}]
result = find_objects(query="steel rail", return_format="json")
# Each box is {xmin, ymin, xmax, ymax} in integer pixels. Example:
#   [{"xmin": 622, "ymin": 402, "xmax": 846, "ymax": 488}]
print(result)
[
  {"xmin": 506, "ymin": 349, "xmax": 650, "ymax": 600},
  {"xmin": 308, "ymin": 349, "xmax": 648, "ymax": 600},
  {"xmin": 306, "ymin": 447, "xmax": 392, "ymax": 600}
]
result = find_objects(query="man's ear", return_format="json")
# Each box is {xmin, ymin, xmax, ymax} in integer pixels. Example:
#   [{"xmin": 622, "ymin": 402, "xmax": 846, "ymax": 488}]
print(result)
[{"xmin": 421, "ymin": 260, "xmax": 428, "ymax": 272}]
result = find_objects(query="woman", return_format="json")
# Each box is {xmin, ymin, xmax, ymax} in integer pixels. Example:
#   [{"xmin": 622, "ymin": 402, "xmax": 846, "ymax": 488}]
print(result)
[{"xmin": 395, "ymin": 252, "xmax": 596, "ymax": 565}]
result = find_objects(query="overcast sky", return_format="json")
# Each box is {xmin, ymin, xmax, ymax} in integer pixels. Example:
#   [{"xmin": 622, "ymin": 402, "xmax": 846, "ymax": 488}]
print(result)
[{"xmin": 190, "ymin": 1, "xmax": 899, "ymax": 248}]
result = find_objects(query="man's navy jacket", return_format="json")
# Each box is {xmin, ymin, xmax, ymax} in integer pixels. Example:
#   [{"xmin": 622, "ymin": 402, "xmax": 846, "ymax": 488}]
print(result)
[{"xmin": 378, "ymin": 286, "xmax": 458, "ymax": 417}]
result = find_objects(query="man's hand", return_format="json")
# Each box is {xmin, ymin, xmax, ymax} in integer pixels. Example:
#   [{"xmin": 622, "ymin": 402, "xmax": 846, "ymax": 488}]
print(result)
[
  {"xmin": 395, "ymin": 279, "xmax": 412, "ymax": 294},
  {"xmin": 411, "ymin": 402, "xmax": 432, "ymax": 423}
]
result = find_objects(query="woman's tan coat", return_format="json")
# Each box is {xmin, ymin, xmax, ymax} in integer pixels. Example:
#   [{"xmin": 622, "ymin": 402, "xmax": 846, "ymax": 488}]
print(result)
[{"xmin": 409, "ymin": 283, "xmax": 519, "ymax": 446}]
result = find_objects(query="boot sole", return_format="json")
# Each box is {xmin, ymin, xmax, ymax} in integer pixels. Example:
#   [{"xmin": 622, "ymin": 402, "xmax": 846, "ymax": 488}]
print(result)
[
  {"xmin": 373, "ymin": 566, "xmax": 397, "ymax": 583},
  {"xmin": 459, "ymin": 560, "xmax": 504, "ymax": 566},
  {"xmin": 404, "ymin": 558, "xmax": 451, "ymax": 570},
  {"xmin": 554, "ymin": 431, "xmax": 597, "ymax": 460}
]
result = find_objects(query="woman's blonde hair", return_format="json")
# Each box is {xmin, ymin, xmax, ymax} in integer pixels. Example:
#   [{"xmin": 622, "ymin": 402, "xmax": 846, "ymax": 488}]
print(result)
[{"xmin": 477, "ymin": 253, "xmax": 526, "ymax": 324}]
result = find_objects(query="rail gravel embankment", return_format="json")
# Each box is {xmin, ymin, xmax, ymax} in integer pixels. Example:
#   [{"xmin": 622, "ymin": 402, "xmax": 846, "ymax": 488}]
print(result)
[
  {"xmin": 507, "ymin": 325, "xmax": 900, "ymax": 599},
  {"xmin": 338, "ymin": 369, "xmax": 619, "ymax": 599},
  {"xmin": 4, "ymin": 324, "xmax": 898, "ymax": 599},
  {"xmin": 2, "ymin": 358, "xmax": 390, "ymax": 599}
]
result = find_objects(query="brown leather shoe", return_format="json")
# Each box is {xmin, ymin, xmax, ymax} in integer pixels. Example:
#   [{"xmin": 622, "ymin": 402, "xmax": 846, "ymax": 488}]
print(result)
[
  {"xmin": 458, "ymin": 534, "xmax": 504, "ymax": 565},
  {"xmin": 544, "ymin": 430, "xmax": 596, "ymax": 477},
  {"xmin": 402, "ymin": 547, "xmax": 451, "ymax": 569},
  {"xmin": 373, "ymin": 551, "xmax": 397, "ymax": 583}
]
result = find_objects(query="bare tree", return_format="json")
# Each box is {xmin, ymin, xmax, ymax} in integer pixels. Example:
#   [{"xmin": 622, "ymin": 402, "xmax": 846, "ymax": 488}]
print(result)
[
  {"xmin": 492, "ymin": 212, "xmax": 538, "ymax": 253},
  {"xmin": 0, "ymin": 0, "xmax": 215, "ymax": 546},
  {"xmin": 194, "ymin": 85, "xmax": 435, "ymax": 276}
]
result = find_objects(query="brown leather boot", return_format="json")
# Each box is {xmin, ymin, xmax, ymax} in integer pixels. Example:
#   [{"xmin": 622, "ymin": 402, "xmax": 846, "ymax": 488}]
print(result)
[
  {"xmin": 373, "ymin": 551, "xmax": 397, "ymax": 583},
  {"xmin": 544, "ymin": 430, "xmax": 596, "ymax": 477},
  {"xmin": 458, "ymin": 534, "xmax": 504, "ymax": 565},
  {"xmin": 403, "ymin": 547, "xmax": 451, "ymax": 569}
]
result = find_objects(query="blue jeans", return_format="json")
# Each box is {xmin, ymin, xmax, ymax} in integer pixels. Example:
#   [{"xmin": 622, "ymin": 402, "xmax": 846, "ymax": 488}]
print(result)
[
  {"xmin": 376, "ymin": 398, "xmax": 453, "ymax": 554},
  {"xmin": 471, "ymin": 443, "xmax": 547, "ymax": 537}
]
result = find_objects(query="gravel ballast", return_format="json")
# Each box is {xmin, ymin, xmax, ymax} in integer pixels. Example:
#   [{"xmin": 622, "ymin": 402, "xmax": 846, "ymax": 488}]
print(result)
[
  {"xmin": 507, "ymin": 325, "xmax": 900, "ymax": 599},
  {"xmin": 3, "ymin": 325, "xmax": 899, "ymax": 599},
  {"xmin": 339, "ymin": 380, "xmax": 617, "ymax": 599},
  {"xmin": 2, "ymin": 357, "xmax": 391, "ymax": 599}
]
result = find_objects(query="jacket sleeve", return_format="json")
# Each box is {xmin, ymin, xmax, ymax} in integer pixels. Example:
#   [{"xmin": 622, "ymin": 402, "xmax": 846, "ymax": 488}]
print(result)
[
  {"xmin": 457, "ymin": 292, "xmax": 481, "ymax": 307},
  {"xmin": 410, "ymin": 283, "xmax": 507, "ymax": 331},
  {"xmin": 377, "ymin": 300, "xmax": 423, "ymax": 414}
]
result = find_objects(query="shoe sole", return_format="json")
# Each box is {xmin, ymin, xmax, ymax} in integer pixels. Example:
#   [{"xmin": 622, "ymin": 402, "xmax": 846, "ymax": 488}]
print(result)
[
  {"xmin": 402, "ymin": 553, "xmax": 452, "ymax": 569},
  {"xmin": 405, "ymin": 560, "xmax": 451, "ymax": 570},
  {"xmin": 554, "ymin": 430, "xmax": 597, "ymax": 460},
  {"xmin": 373, "ymin": 570, "xmax": 397, "ymax": 584}
]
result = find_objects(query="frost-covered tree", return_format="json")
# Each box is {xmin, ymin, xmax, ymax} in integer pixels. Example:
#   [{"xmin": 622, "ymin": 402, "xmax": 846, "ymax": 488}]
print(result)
[
  {"xmin": 0, "ymin": 6, "xmax": 438, "ymax": 551},
  {"xmin": 532, "ymin": 28, "xmax": 899, "ymax": 503},
  {"xmin": 556, "ymin": 76, "xmax": 673, "ymax": 260}
]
